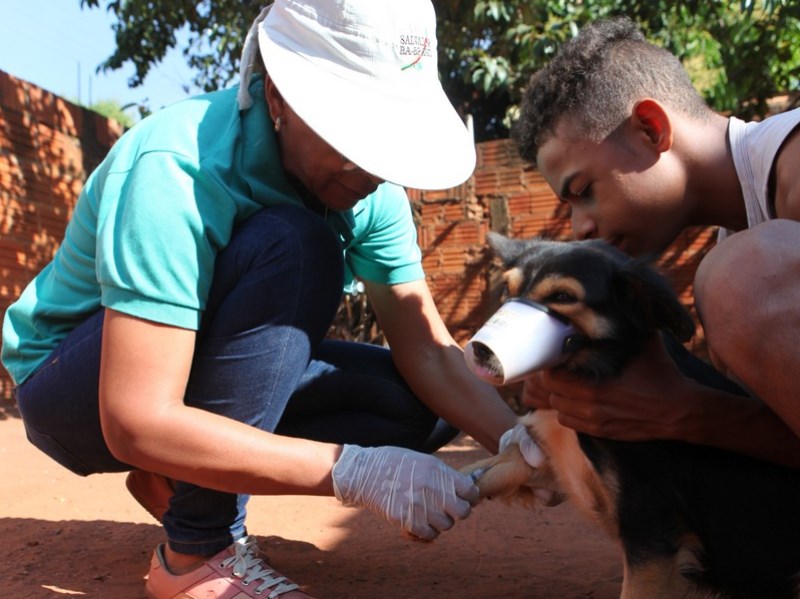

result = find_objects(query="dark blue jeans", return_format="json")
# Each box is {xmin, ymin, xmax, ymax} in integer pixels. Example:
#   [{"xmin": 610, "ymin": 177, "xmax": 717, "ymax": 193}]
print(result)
[{"xmin": 15, "ymin": 205, "xmax": 457, "ymax": 555}]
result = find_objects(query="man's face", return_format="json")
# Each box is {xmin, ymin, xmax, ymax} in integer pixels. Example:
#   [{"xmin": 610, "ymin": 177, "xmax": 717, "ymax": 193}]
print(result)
[{"xmin": 536, "ymin": 120, "xmax": 687, "ymax": 257}]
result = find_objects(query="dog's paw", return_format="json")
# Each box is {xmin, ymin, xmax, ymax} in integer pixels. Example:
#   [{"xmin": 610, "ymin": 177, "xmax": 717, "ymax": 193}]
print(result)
[{"xmin": 462, "ymin": 445, "xmax": 556, "ymax": 507}]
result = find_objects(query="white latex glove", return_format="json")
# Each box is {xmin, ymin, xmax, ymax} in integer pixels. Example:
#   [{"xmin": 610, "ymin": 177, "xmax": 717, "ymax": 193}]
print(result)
[
  {"xmin": 498, "ymin": 423, "xmax": 545, "ymax": 468},
  {"xmin": 331, "ymin": 444, "xmax": 479, "ymax": 541},
  {"xmin": 498, "ymin": 423, "xmax": 562, "ymax": 505}
]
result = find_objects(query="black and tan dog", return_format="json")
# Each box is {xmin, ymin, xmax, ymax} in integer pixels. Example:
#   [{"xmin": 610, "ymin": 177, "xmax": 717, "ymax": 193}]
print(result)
[{"xmin": 465, "ymin": 233, "xmax": 800, "ymax": 599}]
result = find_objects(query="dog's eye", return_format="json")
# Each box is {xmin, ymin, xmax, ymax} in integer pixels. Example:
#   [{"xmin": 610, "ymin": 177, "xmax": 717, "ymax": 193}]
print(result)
[{"xmin": 545, "ymin": 291, "xmax": 577, "ymax": 304}]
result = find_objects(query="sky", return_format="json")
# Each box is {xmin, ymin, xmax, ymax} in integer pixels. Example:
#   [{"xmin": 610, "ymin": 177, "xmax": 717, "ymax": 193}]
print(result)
[{"xmin": 0, "ymin": 1, "xmax": 204, "ymax": 121}]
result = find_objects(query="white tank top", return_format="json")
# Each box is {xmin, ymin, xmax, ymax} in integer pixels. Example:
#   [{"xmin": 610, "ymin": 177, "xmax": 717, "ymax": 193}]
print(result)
[{"xmin": 719, "ymin": 108, "xmax": 800, "ymax": 241}]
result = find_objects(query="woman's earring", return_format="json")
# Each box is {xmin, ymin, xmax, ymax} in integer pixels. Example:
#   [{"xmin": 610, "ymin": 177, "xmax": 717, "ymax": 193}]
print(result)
[{"xmin": 274, "ymin": 116, "xmax": 282, "ymax": 132}]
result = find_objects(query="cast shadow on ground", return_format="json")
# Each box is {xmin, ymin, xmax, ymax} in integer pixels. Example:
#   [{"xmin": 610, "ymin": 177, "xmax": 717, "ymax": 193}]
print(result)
[{"xmin": 0, "ymin": 439, "xmax": 621, "ymax": 598}]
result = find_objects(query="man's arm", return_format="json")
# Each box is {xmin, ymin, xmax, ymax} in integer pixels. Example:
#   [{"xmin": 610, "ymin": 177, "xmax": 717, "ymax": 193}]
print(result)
[
  {"xmin": 524, "ymin": 332, "xmax": 800, "ymax": 468},
  {"xmin": 773, "ymin": 123, "xmax": 800, "ymax": 220},
  {"xmin": 364, "ymin": 279, "xmax": 517, "ymax": 453}
]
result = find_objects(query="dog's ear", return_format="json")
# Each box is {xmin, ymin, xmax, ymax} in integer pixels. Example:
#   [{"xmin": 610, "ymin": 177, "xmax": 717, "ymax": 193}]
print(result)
[
  {"xmin": 616, "ymin": 259, "xmax": 696, "ymax": 342},
  {"xmin": 486, "ymin": 232, "xmax": 531, "ymax": 267}
]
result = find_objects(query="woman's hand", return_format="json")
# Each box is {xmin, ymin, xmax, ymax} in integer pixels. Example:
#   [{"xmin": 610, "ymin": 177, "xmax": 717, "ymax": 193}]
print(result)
[
  {"xmin": 498, "ymin": 423, "xmax": 545, "ymax": 467},
  {"xmin": 331, "ymin": 444, "xmax": 479, "ymax": 540}
]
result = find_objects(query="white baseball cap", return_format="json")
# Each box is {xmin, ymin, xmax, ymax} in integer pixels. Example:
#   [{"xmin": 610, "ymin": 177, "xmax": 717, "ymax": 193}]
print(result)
[{"xmin": 244, "ymin": 0, "xmax": 476, "ymax": 191}]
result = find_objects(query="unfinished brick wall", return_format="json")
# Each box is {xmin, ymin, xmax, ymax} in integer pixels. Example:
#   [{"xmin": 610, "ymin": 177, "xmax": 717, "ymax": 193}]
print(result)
[
  {"xmin": 0, "ymin": 70, "xmax": 122, "ymax": 398},
  {"xmin": 410, "ymin": 138, "xmax": 716, "ymax": 352},
  {"xmin": 0, "ymin": 70, "xmax": 714, "ymax": 400}
]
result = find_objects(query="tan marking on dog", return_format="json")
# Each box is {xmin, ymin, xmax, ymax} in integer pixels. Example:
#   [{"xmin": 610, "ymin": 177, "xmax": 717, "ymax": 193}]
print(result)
[
  {"xmin": 503, "ymin": 267, "xmax": 525, "ymax": 297},
  {"xmin": 522, "ymin": 411, "xmax": 620, "ymax": 538},
  {"xmin": 525, "ymin": 275, "xmax": 615, "ymax": 339},
  {"xmin": 621, "ymin": 550, "xmax": 710, "ymax": 599},
  {"xmin": 621, "ymin": 532, "xmax": 711, "ymax": 598},
  {"xmin": 528, "ymin": 275, "xmax": 586, "ymax": 303},
  {"xmin": 674, "ymin": 532, "xmax": 705, "ymax": 569}
]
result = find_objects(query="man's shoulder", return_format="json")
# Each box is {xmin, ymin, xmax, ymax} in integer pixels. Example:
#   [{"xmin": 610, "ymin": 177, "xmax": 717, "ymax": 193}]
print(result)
[
  {"xmin": 748, "ymin": 108, "xmax": 800, "ymax": 137},
  {"xmin": 771, "ymin": 113, "xmax": 800, "ymax": 220}
]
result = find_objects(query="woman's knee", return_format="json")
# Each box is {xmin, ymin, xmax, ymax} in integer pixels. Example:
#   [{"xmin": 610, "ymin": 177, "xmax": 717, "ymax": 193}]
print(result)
[
  {"xmin": 226, "ymin": 205, "xmax": 343, "ymax": 282},
  {"xmin": 203, "ymin": 205, "xmax": 345, "ymax": 337}
]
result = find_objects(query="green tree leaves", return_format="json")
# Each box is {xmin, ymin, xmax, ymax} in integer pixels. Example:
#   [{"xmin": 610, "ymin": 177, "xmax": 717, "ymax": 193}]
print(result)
[{"xmin": 80, "ymin": 0, "xmax": 799, "ymax": 140}]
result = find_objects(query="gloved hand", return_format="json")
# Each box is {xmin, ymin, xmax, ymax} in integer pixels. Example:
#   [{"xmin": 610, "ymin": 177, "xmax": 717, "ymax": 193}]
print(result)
[
  {"xmin": 498, "ymin": 423, "xmax": 563, "ymax": 505},
  {"xmin": 331, "ymin": 444, "xmax": 479, "ymax": 541},
  {"xmin": 499, "ymin": 423, "xmax": 545, "ymax": 468}
]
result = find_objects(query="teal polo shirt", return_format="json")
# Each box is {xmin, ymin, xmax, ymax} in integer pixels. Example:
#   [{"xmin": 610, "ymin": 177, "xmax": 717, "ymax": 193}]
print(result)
[{"xmin": 2, "ymin": 77, "xmax": 423, "ymax": 386}]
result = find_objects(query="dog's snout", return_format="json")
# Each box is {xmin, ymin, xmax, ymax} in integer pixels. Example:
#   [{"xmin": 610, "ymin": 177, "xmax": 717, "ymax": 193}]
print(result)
[{"xmin": 471, "ymin": 342, "xmax": 496, "ymax": 363}]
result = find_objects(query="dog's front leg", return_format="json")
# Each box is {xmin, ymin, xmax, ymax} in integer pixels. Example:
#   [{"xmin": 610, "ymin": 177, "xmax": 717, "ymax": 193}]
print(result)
[{"xmin": 461, "ymin": 444, "xmax": 564, "ymax": 506}]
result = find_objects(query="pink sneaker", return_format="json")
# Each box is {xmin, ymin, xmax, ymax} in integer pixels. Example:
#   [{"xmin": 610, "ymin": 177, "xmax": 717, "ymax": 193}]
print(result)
[{"xmin": 145, "ymin": 535, "xmax": 309, "ymax": 598}]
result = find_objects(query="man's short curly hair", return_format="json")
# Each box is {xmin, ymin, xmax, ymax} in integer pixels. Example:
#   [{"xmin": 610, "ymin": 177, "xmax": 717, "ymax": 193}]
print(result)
[{"xmin": 512, "ymin": 16, "xmax": 712, "ymax": 164}]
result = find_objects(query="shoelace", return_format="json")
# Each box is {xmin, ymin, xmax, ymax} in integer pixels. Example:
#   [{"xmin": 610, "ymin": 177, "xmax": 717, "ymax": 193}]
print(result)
[{"xmin": 220, "ymin": 536, "xmax": 300, "ymax": 597}]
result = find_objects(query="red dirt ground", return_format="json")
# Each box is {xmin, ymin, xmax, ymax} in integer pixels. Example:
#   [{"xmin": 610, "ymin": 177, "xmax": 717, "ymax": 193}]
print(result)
[{"xmin": 0, "ymin": 398, "xmax": 622, "ymax": 598}]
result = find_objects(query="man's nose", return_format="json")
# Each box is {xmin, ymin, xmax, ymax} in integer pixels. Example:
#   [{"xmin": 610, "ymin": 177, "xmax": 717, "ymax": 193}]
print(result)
[{"xmin": 571, "ymin": 208, "xmax": 598, "ymax": 240}]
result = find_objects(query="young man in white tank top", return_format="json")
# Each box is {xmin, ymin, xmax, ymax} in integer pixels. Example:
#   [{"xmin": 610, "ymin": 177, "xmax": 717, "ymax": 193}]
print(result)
[{"xmin": 511, "ymin": 16, "xmax": 800, "ymax": 468}]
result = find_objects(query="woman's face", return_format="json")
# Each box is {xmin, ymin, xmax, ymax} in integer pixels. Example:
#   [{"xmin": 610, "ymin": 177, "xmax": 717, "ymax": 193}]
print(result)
[{"xmin": 264, "ymin": 78, "xmax": 384, "ymax": 212}]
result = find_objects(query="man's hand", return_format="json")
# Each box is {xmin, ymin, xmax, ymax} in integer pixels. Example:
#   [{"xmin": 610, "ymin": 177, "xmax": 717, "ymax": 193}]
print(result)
[{"xmin": 521, "ymin": 335, "xmax": 693, "ymax": 441}]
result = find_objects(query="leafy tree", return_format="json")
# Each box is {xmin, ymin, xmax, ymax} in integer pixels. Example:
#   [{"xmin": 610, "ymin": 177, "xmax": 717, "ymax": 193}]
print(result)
[
  {"xmin": 87, "ymin": 99, "xmax": 136, "ymax": 129},
  {"xmin": 80, "ymin": 1, "xmax": 259, "ymax": 91},
  {"xmin": 441, "ymin": 0, "xmax": 800, "ymax": 138},
  {"xmin": 81, "ymin": 0, "xmax": 800, "ymax": 141}
]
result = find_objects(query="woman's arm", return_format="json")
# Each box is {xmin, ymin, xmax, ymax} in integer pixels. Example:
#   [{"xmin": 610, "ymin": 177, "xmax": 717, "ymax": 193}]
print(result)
[
  {"xmin": 364, "ymin": 279, "xmax": 517, "ymax": 454},
  {"xmin": 98, "ymin": 308, "xmax": 342, "ymax": 495},
  {"xmin": 98, "ymin": 307, "xmax": 477, "ymax": 538}
]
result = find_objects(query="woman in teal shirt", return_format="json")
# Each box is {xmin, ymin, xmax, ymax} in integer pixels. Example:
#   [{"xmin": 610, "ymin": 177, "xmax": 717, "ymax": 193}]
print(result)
[{"xmin": 2, "ymin": 1, "xmax": 520, "ymax": 597}]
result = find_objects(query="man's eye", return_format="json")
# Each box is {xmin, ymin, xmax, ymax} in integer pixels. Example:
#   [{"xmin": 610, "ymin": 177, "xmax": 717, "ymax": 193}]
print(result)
[{"xmin": 562, "ymin": 184, "xmax": 591, "ymax": 205}]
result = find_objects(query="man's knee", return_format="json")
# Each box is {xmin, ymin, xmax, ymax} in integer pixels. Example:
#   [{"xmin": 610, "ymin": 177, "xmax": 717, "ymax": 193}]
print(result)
[
  {"xmin": 695, "ymin": 235, "xmax": 750, "ymax": 343},
  {"xmin": 695, "ymin": 219, "xmax": 800, "ymax": 367},
  {"xmin": 697, "ymin": 220, "xmax": 799, "ymax": 311}
]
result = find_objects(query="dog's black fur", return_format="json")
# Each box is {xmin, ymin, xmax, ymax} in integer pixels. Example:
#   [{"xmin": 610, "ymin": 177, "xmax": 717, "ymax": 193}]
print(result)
[{"xmin": 469, "ymin": 233, "xmax": 800, "ymax": 599}]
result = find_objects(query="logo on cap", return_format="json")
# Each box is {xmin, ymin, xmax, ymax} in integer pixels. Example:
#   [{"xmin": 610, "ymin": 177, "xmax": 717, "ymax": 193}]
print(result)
[{"xmin": 400, "ymin": 34, "xmax": 431, "ymax": 70}]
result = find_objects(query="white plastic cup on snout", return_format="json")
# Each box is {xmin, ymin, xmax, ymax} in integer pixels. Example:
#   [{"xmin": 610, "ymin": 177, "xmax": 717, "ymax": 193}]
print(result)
[{"xmin": 464, "ymin": 298, "xmax": 577, "ymax": 385}]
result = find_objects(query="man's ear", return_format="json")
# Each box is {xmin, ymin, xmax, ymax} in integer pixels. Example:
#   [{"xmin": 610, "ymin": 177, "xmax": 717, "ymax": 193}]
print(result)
[{"xmin": 631, "ymin": 99, "xmax": 673, "ymax": 154}]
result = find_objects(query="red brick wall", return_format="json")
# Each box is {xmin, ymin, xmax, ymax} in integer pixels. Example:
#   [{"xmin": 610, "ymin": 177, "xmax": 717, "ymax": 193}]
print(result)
[
  {"xmin": 0, "ymin": 70, "xmax": 122, "ymax": 398},
  {"xmin": 0, "ymin": 71, "xmax": 714, "ymax": 399},
  {"xmin": 411, "ymin": 138, "xmax": 716, "ymax": 353}
]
